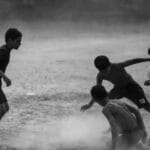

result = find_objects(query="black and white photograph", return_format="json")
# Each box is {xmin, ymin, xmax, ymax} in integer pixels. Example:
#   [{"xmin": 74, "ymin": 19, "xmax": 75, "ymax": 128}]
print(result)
[{"xmin": 0, "ymin": 0, "xmax": 150, "ymax": 150}]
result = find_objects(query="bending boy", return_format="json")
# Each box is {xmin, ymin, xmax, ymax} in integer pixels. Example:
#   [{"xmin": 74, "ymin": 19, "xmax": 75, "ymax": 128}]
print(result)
[
  {"xmin": 81, "ymin": 85, "xmax": 148, "ymax": 150},
  {"xmin": 94, "ymin": 55, "xmax": 150, "ymax": 112}
]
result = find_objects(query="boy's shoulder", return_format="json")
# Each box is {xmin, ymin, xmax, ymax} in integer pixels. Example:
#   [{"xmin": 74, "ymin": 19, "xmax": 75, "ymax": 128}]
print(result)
[
  {"xmin": 103, "ymin": 101, "xmax": 130, "ymax": 116},
  {"xmin": 104, "ymin": 100, "xmax": 124, "ymax": 110},
  {"xmin": 0, "ymin": 45, "xmax": 9, "ymax": 53},
  {"xmin": 97, "ymin": 71, "xmax": 105, "ymax": 78},
  {"xmin": 0, "ymin": 45, "xmax": 10, "ymax": 58},
  {"xmin": 111, "ymin": 62, "xmax": 124, "ymax": 68},
  {"xmin": 0, "ymin": 45, "xmax": 7, "ymax": 51}
]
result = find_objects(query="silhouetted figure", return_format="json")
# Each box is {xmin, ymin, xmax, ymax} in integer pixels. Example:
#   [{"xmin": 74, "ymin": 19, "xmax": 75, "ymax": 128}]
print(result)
[
  {"xmin": 0, "ymin": 28, "xmax": 22, "ymax": 120},
  {"xmin": 94, "ymin": 55, "xmax": 150, "ymax": 113}
]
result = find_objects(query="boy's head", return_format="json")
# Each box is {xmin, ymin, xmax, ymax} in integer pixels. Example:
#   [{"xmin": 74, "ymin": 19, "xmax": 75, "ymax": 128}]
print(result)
[
  {"xmin": 90, "ymin": 85, "xmax": 108, "ymax": 106},
  {"xmin": 5, "ymin": 28, "xmax": 22, "ymax": 50},
  {"xmin": 94, "ymin": 55, "xmax": 111, "ymax": 73}
]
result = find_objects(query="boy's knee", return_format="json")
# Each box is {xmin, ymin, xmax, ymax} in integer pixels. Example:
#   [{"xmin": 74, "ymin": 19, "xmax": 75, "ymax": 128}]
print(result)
[
  {"xmin": 0, "ymin": 103, "xmax": 9, "ymax": 117},
  {"xmin": 5, "ymin": 103, "xmax": 9, "ymax": 112}
]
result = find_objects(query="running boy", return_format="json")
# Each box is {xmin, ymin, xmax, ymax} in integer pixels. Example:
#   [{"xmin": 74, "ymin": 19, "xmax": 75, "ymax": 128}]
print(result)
[
  {"xmin": 81, "ymin": 85, "xmax": 148, "ymax": 150},
  {"xmin": 0, "ymin": 28, "xmax": 22, "ymax": 120},
  {"xmin": 94, "ymin": 55, "xmax": 150, "ymax": 112}
]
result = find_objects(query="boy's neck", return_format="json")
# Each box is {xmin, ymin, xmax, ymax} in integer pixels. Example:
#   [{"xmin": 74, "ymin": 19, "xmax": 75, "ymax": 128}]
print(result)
[
  {"xmin": 105, "ymin": 97, "xmax": 109, "ymax": 104},
  {"xmin": 5, "ymin": 44, "xmax": 13, "ymax": 51}
]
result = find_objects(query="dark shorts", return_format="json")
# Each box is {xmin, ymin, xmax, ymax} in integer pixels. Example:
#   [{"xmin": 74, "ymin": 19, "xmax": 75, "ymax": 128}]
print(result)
[
  {"xmin": 0, "ymin": 87, "xmax": 7, "ymax": 104},
  {"xmin": 108, "ymin": 83, "xmax": 149, "ymax": 108}
]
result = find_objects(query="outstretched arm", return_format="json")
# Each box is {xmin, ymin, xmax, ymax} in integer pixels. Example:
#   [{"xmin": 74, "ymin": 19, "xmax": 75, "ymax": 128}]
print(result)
[
  {"xmin": 126, "ymin": 104, "xmax": 147, "ymax": 142},
  {"xmin": 103, "ymin": 106, "xmax": 119, "ymax": 150},
  {"xmin": 81, "ymin": 99, "xmax": 95, "ymax": 112},
  {"xmin": 120, "ymin": 58, "xmax": 150, "ymax": 67},
  {"xmin": 96, "ymin": 73, "xmax": 103, "ymax": 85}
]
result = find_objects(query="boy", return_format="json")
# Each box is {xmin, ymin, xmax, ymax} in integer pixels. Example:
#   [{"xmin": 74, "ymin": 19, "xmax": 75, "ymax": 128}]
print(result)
[
  {"xmin": 94, "ymin": 55, "xmax": 150, "ymax": 112},
  {"xmin": 0, "ymin": 28, "xmax": 22, "ymax": 120},
  {"xmin": 81, "ymin": 85, "xmax": 148, "ymax": 150}
]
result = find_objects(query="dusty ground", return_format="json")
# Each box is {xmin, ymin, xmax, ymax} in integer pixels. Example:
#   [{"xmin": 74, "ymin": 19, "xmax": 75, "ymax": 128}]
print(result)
[{"xmin": 0, "ymin": 22, "xmax": 150, "ymax": 150}]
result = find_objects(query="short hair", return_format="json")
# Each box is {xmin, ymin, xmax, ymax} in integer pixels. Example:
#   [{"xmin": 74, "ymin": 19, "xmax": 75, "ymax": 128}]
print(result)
[
  {"xmin": 94, "ymin": 55, "xmax": 110, "ymax": 70},
  {"xmin": 5, "ymin": 28, "xmax": 22, "ymax": 42},
  {"xmin": 91, "ymin": 85, "xmax": 108, "ymax": 100}
]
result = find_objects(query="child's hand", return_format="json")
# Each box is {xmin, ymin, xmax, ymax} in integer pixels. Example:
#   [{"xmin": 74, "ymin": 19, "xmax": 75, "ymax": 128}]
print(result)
[
  {"xmin": 3, "ymin": 77, "xmax": 11, "ymax": 87},
  {"xmin": 80, "ymin": 104, "xmax": 90, "ymax": 112}
]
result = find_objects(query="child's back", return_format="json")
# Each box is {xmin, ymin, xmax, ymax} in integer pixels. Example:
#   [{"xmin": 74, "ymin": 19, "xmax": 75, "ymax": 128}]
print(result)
[{"xmin": 103, "ymin": 100, "xmax": 138, "ymax": 133}]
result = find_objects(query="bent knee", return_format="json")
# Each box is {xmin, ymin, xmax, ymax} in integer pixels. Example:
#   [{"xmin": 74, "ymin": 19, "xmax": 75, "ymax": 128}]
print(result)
[
  {"xmin": 0, "ymin": 103, "xmax": 9, "ymax": 113},
  {"xmin": 4, "ymin": 103, "xmax": 9, "ymax": 112},
  {"xmin": 0, "ymin": 103, "xmax": 9, "ymax": 119}
]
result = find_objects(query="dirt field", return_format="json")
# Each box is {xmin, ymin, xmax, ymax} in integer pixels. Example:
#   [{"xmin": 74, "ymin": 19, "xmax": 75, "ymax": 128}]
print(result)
[{"xmin": 0, "ymin": 22, "xmax": 150, "ymax": 150}]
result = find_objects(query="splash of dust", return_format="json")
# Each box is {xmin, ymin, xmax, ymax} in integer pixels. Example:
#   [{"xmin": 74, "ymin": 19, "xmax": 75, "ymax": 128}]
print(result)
[{"xmin": 10, "ymin": 114, "xmax": 110, "ymax": 150}]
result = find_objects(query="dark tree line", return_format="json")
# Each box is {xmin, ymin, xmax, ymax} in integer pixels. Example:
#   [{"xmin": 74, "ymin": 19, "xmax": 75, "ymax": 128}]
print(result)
[{"xmin": 0, "ymin": 0, "xmax": 150, "ymax": 21}]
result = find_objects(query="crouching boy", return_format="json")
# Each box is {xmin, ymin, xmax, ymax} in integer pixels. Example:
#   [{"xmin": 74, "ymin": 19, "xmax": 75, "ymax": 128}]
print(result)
[{"xmin": 81, "ymin": 85, "xmax": 148, "ymax": 150}]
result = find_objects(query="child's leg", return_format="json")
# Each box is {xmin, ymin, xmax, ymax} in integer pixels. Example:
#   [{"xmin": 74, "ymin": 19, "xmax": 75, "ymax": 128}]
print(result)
[
  {"xmin": 111, "ymin": 103, "xmax": 142, "ymax": 149},
  {"xmin": 125, "ymin": 83, "xmax": 150, "ymax": 112},
  {"xmin": 0, "ymin": 88, "xmax": 9, "ymax": 120},
  {"xmin": 107, "ymin": 103, "xmax": 141, "ymax": 149},
  {"xmin": 132, "ymin": 92, "xmax": 150, "ymax": 112},
  {"xmin": 0, "ymin": 103, "xmax": 9, "ymax": 120},
  {"xmin": 116, "ymin": 130, "xmax": 141, "ymax": 150}
]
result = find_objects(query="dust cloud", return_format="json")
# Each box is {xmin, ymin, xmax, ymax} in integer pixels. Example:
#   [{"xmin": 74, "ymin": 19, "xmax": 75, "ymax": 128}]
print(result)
[{"xmin": 10, "ymin": 114, "xmax": 110, "ymax": 150}]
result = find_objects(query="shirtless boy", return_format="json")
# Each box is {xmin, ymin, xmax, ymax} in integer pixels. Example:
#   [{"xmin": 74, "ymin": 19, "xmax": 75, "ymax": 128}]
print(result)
[{"xmin": 81, "ymin": 85, "xmax": 148, "ymax": 150}]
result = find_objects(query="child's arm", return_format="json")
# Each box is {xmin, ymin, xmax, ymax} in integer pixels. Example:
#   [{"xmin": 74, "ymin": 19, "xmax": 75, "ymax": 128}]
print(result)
[
  {"xmin": 96, "ymin": 73, "xmax": 103, "ymax": 85},
  {"xmin": 81, "ymin": 99, "xmax": 95, "ymax": 112},
  {"xmin": 103, "ymin": 106, "xmax": 118, "ymax": 150},
  {"xmin": 120, "ymin": 58, "xmax": 150, "ymax": 67},
  {"xmin": 126, "ymin": 104, "xmax": 145, "ymax": 130},
  {"xmin": 0, "ymin": 71, "xmax": 11, "ymax": 87},
  {"xmin": 126, "ymin": 104, "xmax": 147, "ymax": 142}
]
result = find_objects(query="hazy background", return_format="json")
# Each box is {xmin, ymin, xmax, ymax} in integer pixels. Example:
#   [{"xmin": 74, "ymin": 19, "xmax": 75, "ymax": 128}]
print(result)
[
  {"xmin": 1, "ymin": 0, "xmax": 150, "ymax": 21},
  {"xmin": 0, "ymin": 1, "xmax": 150, "ymax": 150},
  {"xmin": 1, "ymin": 0, "xmax": 150, "ymax": 41}
]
